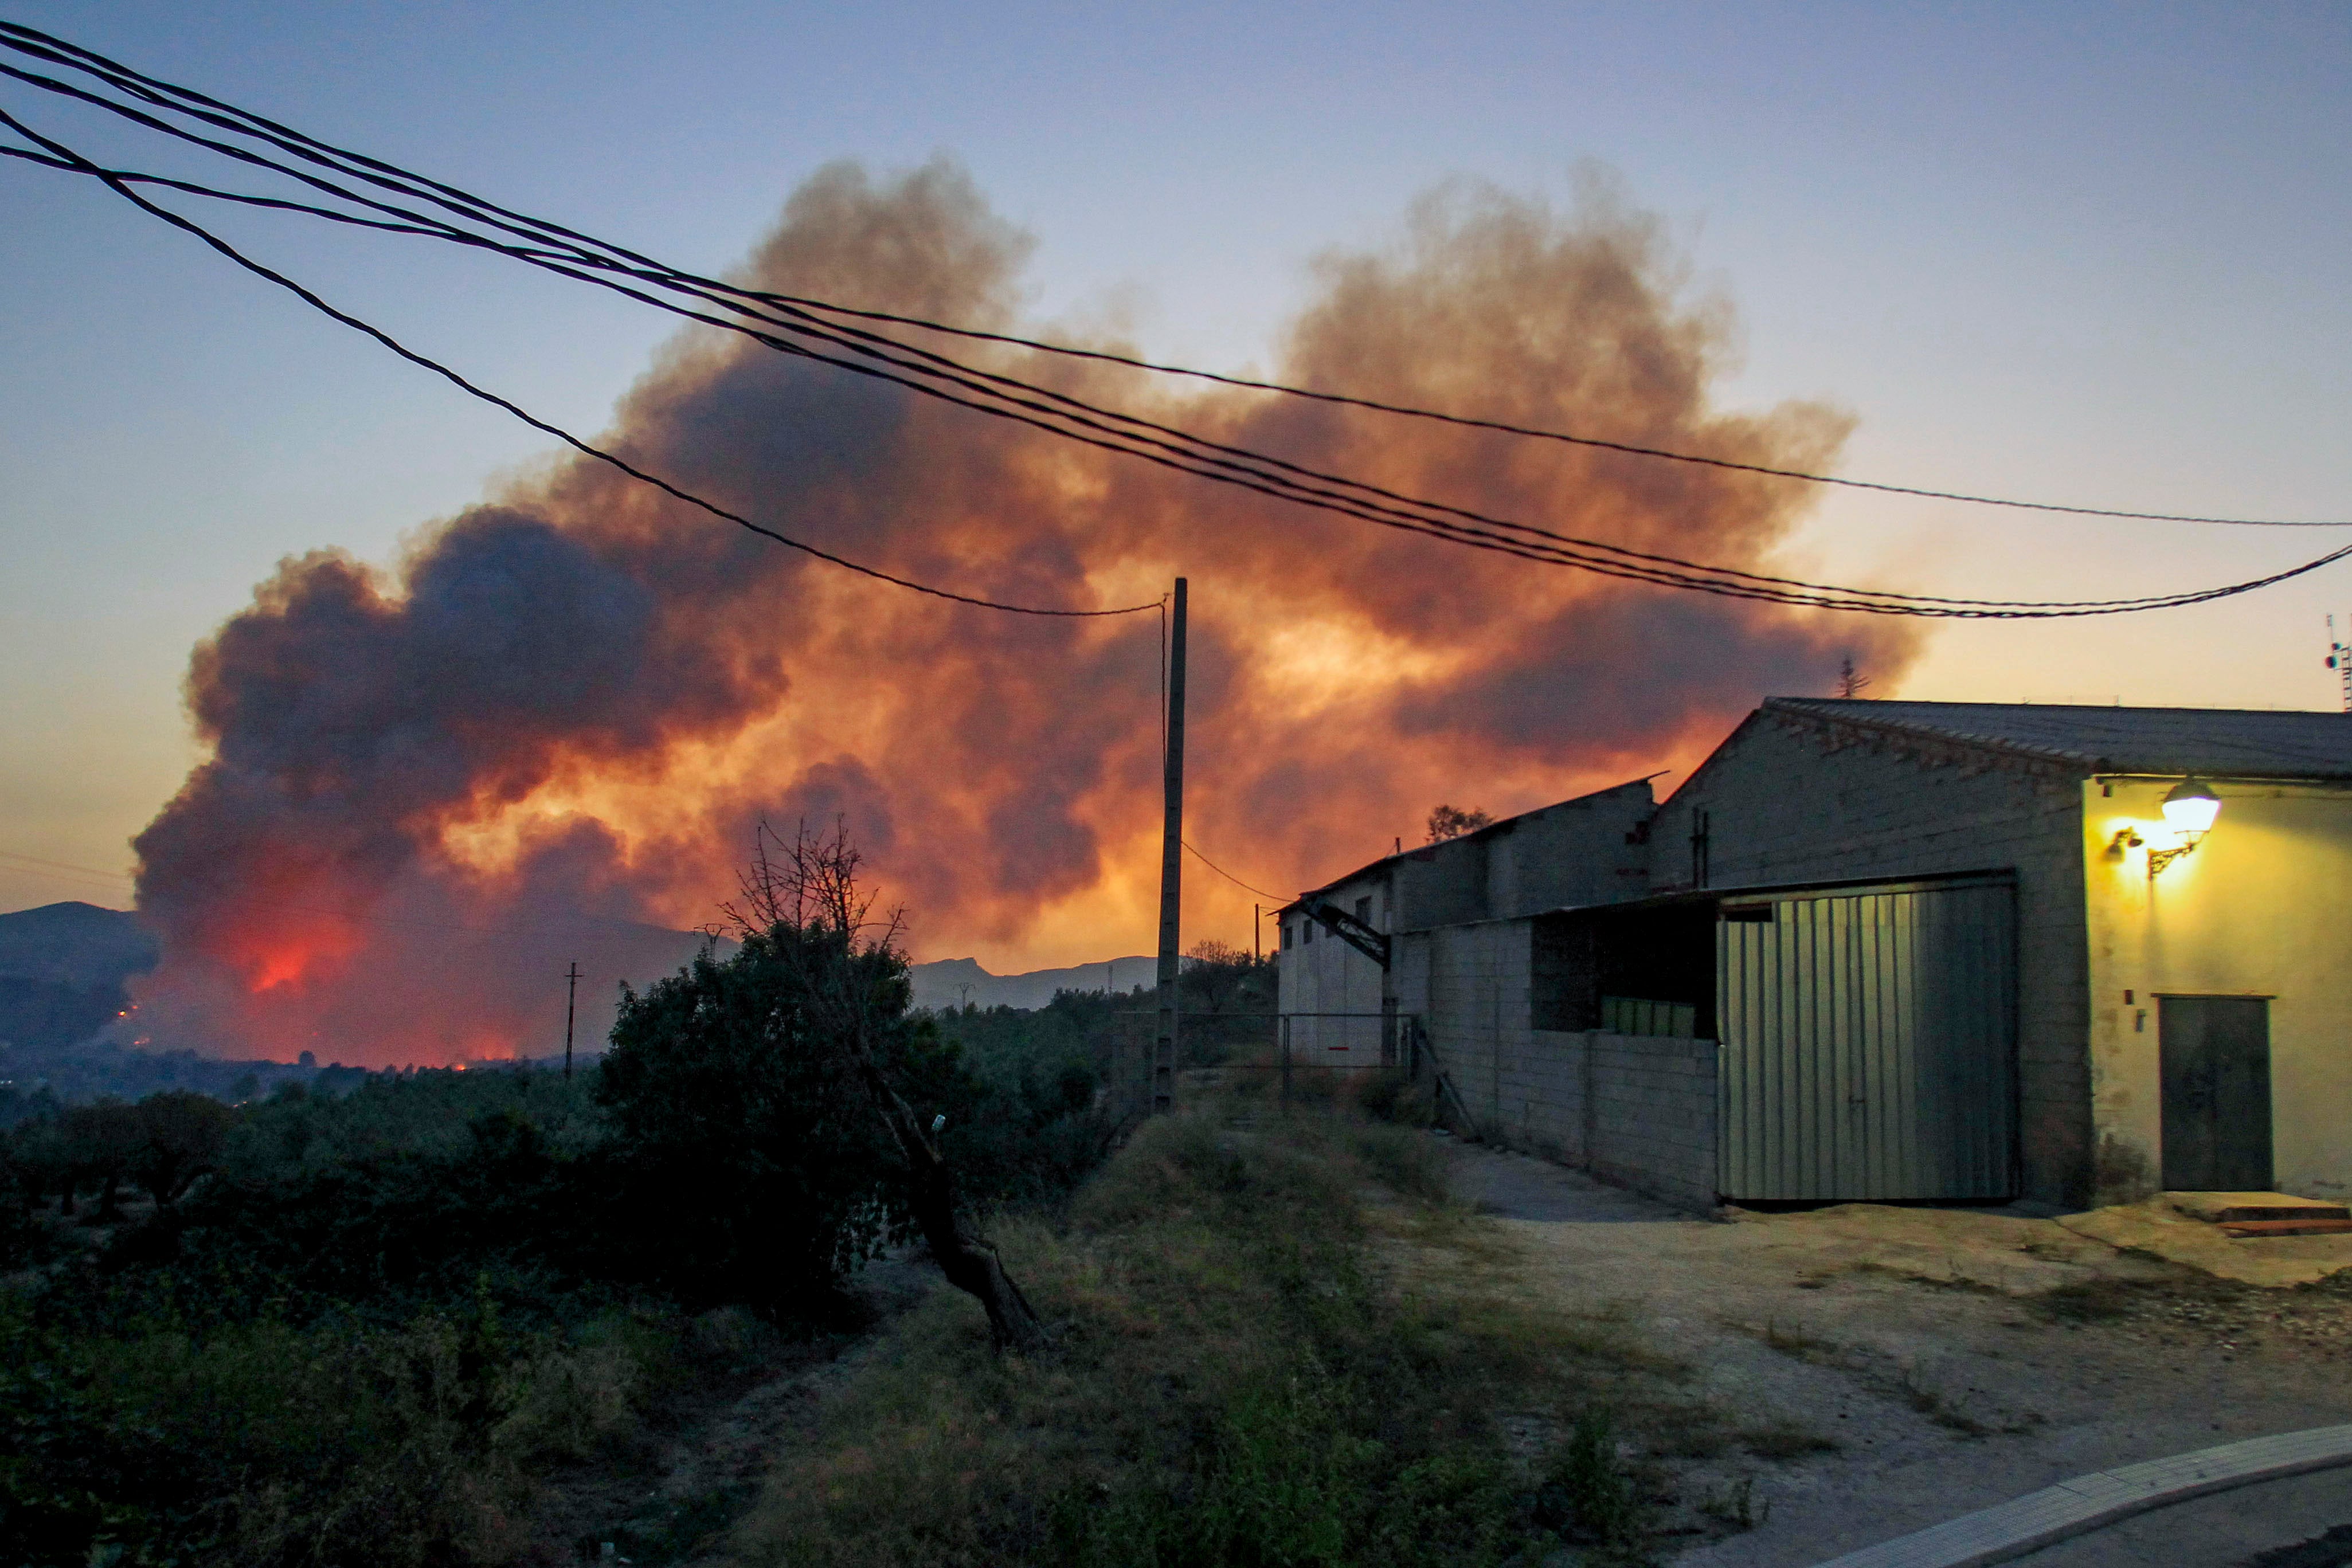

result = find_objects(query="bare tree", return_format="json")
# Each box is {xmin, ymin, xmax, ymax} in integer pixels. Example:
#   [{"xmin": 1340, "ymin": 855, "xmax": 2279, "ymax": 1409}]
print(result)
[
  {"xmin": 721, "ymin": 819, "xmax": 1050, "ymax": 1354},
  {"xmin": 1837, "ymin": 656, "xmax": 1871, "ymax": 699}
]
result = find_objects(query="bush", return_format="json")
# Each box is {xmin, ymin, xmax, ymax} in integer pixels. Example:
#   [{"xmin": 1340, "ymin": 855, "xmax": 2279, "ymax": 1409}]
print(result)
[
  {"xmin": 929, "ymin": 999, "xmax": 1120, "ymax": 1209},
  {"xmin": 1355, "ymin": 1069, "xmax": 1434, "ymax": 1128}
]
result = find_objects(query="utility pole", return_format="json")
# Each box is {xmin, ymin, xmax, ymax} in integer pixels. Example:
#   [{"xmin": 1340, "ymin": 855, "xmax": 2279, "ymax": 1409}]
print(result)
[
  {"xmin": 2330, "ymin": 617, "xmax": 2352, "ymax": 714},
  {"xmin": 1153, "ymin": 577, "xmax": 1188, "ymax": 1115},
  {"xmin": 1253, "ymin": 903, "xmax": 1261, "ymax": 962},
  {"xmin": 562, "ymin": 961, "xmax": 580, "ymax": 1081}
]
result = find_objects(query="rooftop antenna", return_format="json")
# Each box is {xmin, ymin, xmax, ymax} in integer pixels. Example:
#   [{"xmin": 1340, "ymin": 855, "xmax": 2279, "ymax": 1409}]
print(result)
[{"xmin": 2331, "ymin": 617, "xmax": 2352, "ymax": 714}]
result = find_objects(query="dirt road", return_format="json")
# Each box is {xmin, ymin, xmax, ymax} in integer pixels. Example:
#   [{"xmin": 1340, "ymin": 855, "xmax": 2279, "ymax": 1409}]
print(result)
[{"xmin": 1445, "ymin": 1140, "xmax": 2352, "ymax": 1567}]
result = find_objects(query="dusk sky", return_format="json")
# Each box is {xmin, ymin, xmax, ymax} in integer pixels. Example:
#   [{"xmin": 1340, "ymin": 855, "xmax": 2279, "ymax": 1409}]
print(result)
[{"xmin": 5, "ymin": 2, "xmax": 2350, "ymax": 966}]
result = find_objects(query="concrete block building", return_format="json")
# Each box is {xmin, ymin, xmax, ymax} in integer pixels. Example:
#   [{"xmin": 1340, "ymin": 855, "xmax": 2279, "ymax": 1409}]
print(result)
[{"xmin": 1277, "ymin": 699, "xmax": 2352, "ymax": 1211}]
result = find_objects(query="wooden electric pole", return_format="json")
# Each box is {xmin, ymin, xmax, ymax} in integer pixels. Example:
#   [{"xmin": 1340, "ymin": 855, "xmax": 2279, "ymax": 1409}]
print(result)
[
  {"xmin": 1153, "ymin": 578, "xmax": 1188, "ymax": 1115},
  {"xmin": 562, "ymin": 961, "xmax": 580, "ymax": 1081}
]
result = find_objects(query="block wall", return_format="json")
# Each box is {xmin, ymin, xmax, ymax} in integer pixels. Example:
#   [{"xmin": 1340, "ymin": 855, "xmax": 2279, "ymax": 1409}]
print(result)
[{"xmin": 1395, "ymin": 926, "xmax": 1720, "ymax": 1212}]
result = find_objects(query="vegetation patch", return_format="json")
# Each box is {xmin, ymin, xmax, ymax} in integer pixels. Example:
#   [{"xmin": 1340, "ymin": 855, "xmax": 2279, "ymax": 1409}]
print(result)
[{"xmin": 733, "ymin": 1111, "xmax": 1678, "ymax": 1568}]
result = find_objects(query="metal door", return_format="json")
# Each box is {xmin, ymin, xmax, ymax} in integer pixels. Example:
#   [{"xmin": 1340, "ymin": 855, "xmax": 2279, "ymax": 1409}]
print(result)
[
  {"xmin": 2159, "ymin": 996, "xmax": 2272, "ymax": 1191},
  {"xmin": 1718, "ymin": 879, "xmax": 2017, "ymax": 1201}
]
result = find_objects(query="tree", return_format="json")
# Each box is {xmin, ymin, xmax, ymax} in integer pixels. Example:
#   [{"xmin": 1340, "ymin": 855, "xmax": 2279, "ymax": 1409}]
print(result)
[
  {"xmin": 129, "ymin": 1090, "xmax": 236, "ymax": 1205},
  {"xmin": 598, "ymin": 934, "xmax": 906, "ymax": 1315},
  {"xmin": 1180, "ymin": 940, "xmax": 1272, "ymax": 1016},
  {"xmin": 1837, "ymin": 656, "xmax": 1871, "ymax": 699},
  {"xmin": 718, "ymin": 821, "xmax": 1051, "ymax": 1353},
  {"xmin": 62, "ymin": 1099, "xmax": 144, "ymax": 1222},
  {"xmin": 1426, "ymin": 804, "xmax": 1494, "ymax": 843}
]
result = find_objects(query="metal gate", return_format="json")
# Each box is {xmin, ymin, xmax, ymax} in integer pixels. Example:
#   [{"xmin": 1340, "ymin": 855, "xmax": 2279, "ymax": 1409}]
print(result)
[{"xmin": 1717, "ymin": 877, "xmax": 2017, "ymax": 1201}]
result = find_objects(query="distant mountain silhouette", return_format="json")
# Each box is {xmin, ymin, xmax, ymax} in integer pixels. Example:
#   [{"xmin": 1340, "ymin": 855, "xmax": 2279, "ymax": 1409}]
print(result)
[
  {"xmin": 909, "ymin": 954, "xmax": 1156, "ymax": 1013},
  {"xmin": 0, "ymin": 902, "xmax": 158, "ymax": 1055},
  {"xmin": 0, "ymin": 901, "xmax": 158, "ymax": 988}
]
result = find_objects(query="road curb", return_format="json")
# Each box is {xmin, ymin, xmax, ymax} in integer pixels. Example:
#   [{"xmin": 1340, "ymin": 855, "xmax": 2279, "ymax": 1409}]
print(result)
[{"xmin": 1807, "ymin": 1424, "xmax": 2352, "ymax": 1568}]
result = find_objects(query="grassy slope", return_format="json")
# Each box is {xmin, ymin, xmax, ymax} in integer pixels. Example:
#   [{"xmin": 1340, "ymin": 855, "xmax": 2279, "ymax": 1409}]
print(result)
[{"xmin": 730, "ymin": 1111, "xmax": 1723, "ymax": 1568}]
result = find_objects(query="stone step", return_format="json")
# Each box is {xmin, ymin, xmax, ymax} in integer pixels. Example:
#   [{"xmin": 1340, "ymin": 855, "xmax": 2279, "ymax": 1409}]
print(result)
[
  {"xmin": 2167, "ymin": 1190, "xmax": 2351, "ymax": 1225},
  {"xmin": 2217, "ymin": 1218, "xmax": 2352, "ymax": 1238}
]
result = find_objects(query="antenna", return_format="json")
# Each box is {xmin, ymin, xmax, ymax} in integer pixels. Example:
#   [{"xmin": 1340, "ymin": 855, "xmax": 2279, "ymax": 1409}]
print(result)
[{"xmin": 2331, "ymin": 617, "xmax": 2352, "ymax": 714}]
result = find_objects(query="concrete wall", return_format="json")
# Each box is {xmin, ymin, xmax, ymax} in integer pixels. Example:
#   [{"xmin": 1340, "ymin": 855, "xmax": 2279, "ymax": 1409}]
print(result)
[
  {"xmin": 1392, "ymin": 779, "xmax": 1656, "ymax": 930},
  {"xmin": 1279, "ymin": 779, "xmax": 1662, "ymax": 1034},
  {"xmin": 1394, "ymin": 924, "xmax": 1720, "ymax": 1212},
  {"xmin": 1647, "ymin": 707, "xmax": 2093, "ymax": 1205},
  {"xmin": 2081, "ymin": 778, "xmax": 2352, "ymax": 1204},
  {"xmin": 1393, "ymin": 919, "xmax": 1530, "ymax": 1126},
  {"xmin": 1277, "ymin": 869, "xmax": 1391, "ymax": 1058},
  {"xmin": 1578, "ymin": 1033, "xmax": 1720, "ymax": 1213}
]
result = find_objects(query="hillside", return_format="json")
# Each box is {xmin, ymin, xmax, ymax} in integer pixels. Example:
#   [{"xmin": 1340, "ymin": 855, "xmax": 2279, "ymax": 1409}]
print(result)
[
  {"xmin": 909, "ymin": 953, "xmax": 1156, "ymax": 1012},
  {"xmin": 0, "ymin": 901, "xmax": 158, "ymax": 987}
]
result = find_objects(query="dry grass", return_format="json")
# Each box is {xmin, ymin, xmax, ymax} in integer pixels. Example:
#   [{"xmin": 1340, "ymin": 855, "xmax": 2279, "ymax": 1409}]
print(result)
[{"xmin": 725, "ymin": 1111, "xmax": 1674, "ymax": 1567}]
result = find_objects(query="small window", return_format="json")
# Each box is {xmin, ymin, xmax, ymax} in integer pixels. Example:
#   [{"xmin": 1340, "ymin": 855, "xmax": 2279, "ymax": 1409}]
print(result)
[
  {"xmin": 1281, "ymin": 920, "xmax": 1294, "ymax": 950},
  {"xmin": 1355, "ymin": 896, "xmax": 1372, "ymax": 924},
  {"xmin": 1305, "ymin": 918, "xmax": 1315, "ymax": 943}
]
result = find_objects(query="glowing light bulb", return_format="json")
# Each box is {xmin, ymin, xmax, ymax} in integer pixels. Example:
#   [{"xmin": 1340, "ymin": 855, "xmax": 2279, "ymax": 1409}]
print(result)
[{"xmin": 2161, "ymin": 779, "xmax": 2221, "ymax": 841}]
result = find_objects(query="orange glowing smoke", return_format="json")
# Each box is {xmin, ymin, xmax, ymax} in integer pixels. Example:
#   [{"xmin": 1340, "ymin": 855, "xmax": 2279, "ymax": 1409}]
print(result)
[{"xmin": 126, "ymin": 160, "xmax": 1921, "ymax": 1067}]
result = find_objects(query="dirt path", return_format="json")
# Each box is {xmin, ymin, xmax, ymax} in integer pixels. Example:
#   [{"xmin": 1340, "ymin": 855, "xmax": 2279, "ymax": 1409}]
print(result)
[
  {"xmin": 1445, "ymin": 1140, "xmax": 2352, "ymax": 1567},
  {"xmin": 525, "ymin": 1255, "xmax": 942, "ymax": 1567}
]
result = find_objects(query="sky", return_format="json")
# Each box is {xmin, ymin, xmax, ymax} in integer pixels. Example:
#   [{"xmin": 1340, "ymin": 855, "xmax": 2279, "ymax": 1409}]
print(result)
[{"xmin": 3, "ymin": 0, "xmax": 2350, "ymax": 959}]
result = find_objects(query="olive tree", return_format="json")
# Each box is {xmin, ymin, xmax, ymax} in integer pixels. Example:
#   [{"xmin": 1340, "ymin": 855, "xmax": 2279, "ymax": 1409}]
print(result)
[{"xmin": 715, "ymin": 821, "xmax": 1050, "ymax": 1353}]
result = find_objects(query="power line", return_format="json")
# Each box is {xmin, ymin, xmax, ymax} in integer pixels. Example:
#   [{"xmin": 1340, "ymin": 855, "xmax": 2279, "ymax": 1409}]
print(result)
[
  {"xmin": 13, "ymin": 128, "xmax": 2346, "ymax": 619},
  {"xmin": 1181, "ymin": 841, "xmax": 1289, "ymax": 903},
  {"xmin": 3, "ymin": 21, "xmax": 2338, "ymax": 534},
  {"xmin": 0, "ymin": 111, "xmax": 1156, "ymax": 621},
  {"xmin": 0, "ymin": 88, "xmax": 2283, "ymax": 615},
  {"xmin": 3, "ymin": 32, "xmax": 2350, "ymax": 614}
]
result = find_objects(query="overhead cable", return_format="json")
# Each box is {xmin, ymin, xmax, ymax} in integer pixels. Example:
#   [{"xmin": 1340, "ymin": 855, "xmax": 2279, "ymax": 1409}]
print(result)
[
  {"xmin": 0, "ymin": 112, "xmax": 1156, "ymax": 619},
  {"xmin": 0, "ymin": 64, "xmax": 2326, "ymax": 613},
  {"xmin": 5, "ymin": 20, "xmax": 2338, "ymax": 535},
  {"xmin": 4, "ymin": 30, "xmax": 2349, "ymax": 614},
  {"xmin": 1181, "ymin": 841, "xmax": 1292, "ymax": 904}
]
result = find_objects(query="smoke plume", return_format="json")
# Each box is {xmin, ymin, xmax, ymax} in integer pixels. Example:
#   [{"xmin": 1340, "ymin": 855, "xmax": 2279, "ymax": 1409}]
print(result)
[{"xmin": 129, "ymin": 160, "xmax": 1919, "ymax": 1065}]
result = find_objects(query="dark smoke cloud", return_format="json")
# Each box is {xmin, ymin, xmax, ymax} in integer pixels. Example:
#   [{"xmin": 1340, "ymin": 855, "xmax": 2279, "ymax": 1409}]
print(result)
[{"xmin": 129, "ymin": 159, "xmax": 1919, "ymax": 1066}]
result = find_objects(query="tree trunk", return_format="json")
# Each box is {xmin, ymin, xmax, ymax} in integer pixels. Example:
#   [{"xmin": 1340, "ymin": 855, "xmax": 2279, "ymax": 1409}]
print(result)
[{"xmin": 857, "ymin": 1057, "xmax": 1050, "ymax": 1354}]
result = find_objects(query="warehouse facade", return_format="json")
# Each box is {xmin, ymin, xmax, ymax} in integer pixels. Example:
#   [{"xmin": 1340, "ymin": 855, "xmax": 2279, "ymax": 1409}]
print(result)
[{"xmin": 1278, "ymin": 699, "xmax": 2352, "ymax": 1211}]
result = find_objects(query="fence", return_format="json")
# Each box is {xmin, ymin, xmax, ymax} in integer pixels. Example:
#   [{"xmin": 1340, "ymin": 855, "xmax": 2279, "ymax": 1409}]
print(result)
[{"xmin": 1103, "ymin": 1011, "xmax": 1416, "ymax": 1114}]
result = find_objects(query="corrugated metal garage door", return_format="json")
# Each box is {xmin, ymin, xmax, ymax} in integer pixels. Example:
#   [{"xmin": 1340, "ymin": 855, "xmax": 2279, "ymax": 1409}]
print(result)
[{"xmin": 1717, "ymin": 877, "xmax": 2017, "ymax": 1201}]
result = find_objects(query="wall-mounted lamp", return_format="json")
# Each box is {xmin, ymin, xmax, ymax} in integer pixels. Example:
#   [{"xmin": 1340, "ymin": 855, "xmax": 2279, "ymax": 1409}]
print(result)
[{"xmin": 2147, "ymin": 778, "xmax": 2221, "ymax": 876}]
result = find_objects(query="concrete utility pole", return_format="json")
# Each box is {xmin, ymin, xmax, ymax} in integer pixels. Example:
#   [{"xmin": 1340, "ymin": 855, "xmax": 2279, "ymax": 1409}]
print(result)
[
  {"xmin": 1153, "ymin": 578, "xmax": 1188, "ymax": 1115},
  {"xmin": 562, "ymin": 961, "xmax": 580, "ymax": 1081},
  {"xmin": 2330, "ymin": 617, "xmax": 2352, "ymax": 714}
]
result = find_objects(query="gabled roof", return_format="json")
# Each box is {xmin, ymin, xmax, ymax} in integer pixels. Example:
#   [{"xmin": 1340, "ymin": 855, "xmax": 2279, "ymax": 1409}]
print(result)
[
  {"xmin": 1281, "ymin": 776, "xmax": 1658, "ymax": 912},
  {"xmin": 1767, "ymin": 698, "xmax": 2352, "ymax": 781}
]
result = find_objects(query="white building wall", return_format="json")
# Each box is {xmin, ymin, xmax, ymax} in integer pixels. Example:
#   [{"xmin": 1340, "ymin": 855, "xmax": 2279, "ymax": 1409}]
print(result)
[
  {"xmin": 2083, "ymin": 778, "xmax": 2352, "ymax": 1203},
  {"xmin": 1275, "ymin": 870, "xmax": 1390, "ymax": 1061}
]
